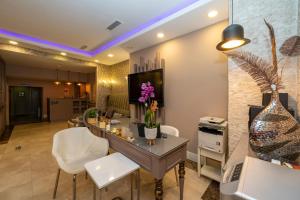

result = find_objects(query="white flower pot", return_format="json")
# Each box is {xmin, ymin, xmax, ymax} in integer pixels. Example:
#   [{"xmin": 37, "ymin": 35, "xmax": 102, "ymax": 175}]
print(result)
[
  {"xmin": 144, "ymin": 127, "xmax": 157, "ymax": 140},
  {"xmin": 87, "ymin": 118, "xmax": 97, "ymax": 124}
]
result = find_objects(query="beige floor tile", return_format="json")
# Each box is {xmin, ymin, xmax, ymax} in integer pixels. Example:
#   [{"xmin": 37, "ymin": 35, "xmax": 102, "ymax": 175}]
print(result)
[
  {"xmin": 0, "ymin": 182, "xmax": 33, "ymax": 200},
  {"xmin": 0, "ymin": 122, "xmax": 212, "ymax": 200}
]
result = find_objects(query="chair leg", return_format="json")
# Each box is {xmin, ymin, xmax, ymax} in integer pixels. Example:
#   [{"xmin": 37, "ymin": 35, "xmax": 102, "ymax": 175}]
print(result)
[
  {"xmin": 85, "ymin": 171, "xmax": 88, "ymax": 180},
  {"xmin": 174, "ymin": 166, "xmax": 179, "ymax": 186},
  {"xmin": 73, "ymin": 174, "xmax": 77, "ymax": 200},
  {"xmin": 99, "ymin": 189, "xmax": 102, "ymax": 200},
  {"xmin": 53, "ymin": 168, "xmax": 61, "ymax": 199},
  {"xmin": 136, "ymin": 170, "xmax": 140, "ymax": 200},
  {"xmin": 93, "ymin": 184, "xmax": 96, "ymax": 200},
  {"xmin": 131, "ymin": 173, "xmax": 134, "ymax": 200}
]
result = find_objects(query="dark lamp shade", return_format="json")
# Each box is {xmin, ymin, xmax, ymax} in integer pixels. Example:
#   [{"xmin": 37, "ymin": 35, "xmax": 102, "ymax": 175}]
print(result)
[{"xmin": 216, "ymin": 24, "xmax": 250, "ymax": 51}]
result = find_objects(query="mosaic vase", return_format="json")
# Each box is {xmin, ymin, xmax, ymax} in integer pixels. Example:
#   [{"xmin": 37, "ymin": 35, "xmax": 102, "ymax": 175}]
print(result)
[{"xmin": 250, "ymin": 89, "xmax": 300, "ymax": 164}]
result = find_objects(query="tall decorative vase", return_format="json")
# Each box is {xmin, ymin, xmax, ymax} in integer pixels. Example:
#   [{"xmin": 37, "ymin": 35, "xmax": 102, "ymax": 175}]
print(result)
[{"xmin": 250, "ymin": 89, "xmax": 300, "ymax": 163}]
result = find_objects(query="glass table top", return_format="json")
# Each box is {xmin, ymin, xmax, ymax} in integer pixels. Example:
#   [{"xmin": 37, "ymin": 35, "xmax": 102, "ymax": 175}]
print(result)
[{"xmin": 95, "ymin": 118, "xmax": 189, "ymax": 157}]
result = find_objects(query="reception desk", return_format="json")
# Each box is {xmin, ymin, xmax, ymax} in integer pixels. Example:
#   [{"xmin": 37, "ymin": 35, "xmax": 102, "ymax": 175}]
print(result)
[
  {"xmin": 85, "ymin": 118, "xmax": 189, "ymax": 200},
  {"xmin": 47, "ymin": 98, "xmax": 88, "ymax": 121}
]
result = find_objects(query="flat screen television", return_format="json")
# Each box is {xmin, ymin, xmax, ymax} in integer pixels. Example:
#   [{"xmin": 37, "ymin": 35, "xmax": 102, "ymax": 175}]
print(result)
[{"xmin": 128, "ymin": 69, "xmax": 164, "ymax": 106}]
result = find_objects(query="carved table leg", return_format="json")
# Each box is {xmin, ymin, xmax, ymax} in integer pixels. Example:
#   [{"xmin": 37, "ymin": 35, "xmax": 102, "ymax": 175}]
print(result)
[
  {"xmin": 179, "ymin": 161, "xmax": 185, "ymax": 200},
  {"xmin": 154, "ymin": 178, "xmax": 163, "ymax": 200}
]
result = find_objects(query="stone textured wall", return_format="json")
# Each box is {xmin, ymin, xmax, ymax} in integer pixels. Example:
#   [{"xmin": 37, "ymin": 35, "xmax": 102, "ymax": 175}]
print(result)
[{"xmin": 228, "ymin": 0, "xmax": 300, "ymax": 154}]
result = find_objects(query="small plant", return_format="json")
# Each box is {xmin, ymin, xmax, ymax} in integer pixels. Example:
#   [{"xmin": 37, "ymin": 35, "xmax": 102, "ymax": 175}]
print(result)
[
  {"xmin": 88, "ymin": 110, "xmax": 97, "ymax": 118},
  {"xmin": 138, "ymin": 82, "xmax": 159, "ymax": 128}
]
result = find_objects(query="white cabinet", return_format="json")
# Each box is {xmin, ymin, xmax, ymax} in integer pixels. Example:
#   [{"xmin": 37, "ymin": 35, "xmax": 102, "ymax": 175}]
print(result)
[
  {"xmin": 197, "ymin": 117, "xmax": 227, "ymax": 182},
  {"xmin": 198, "ymin": 147, "xmax": 226, "ymax": 182}
]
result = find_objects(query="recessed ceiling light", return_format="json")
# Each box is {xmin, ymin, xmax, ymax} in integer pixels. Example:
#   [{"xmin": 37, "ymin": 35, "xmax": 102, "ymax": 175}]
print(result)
[
  {"xmin": 60, "ymin": 52, "xmax": 67, "ymax": 56},
  {"xmin": 208, "ymin": 10, "xmax": 218, "ymax": 18},
  {"xmin": 94, "ymin": 59, "xmax": 99, "ymax": 63},
  {"xmin": 108, "ymin": 54, "xmax": 114, "ymax": 58},
  {"xmin": 9, "ymin": 40, "xmax": 18, "ymax": 45},
  {"xmin": 157, "ymin": 32, "xmax": 165, "ymax": 38}
]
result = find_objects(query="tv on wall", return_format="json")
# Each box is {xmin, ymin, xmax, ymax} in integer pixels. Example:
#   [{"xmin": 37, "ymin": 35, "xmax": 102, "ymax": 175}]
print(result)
[{"xmin": 128, "ymin": 69, "xmax": 164, "ymax": 106}]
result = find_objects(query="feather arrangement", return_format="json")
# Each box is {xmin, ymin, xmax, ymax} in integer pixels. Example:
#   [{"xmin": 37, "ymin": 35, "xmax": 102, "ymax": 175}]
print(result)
[
  {"xmin": 280, "ymin": 36, "xmax": 300, "ymax": 56},
  {"xmin": 226, "ymin": 20, "xmax": 300, "ymax": 93},
  {"xmin": 226, "ymin": 51, "xmax": 281, "ymax": 92}
]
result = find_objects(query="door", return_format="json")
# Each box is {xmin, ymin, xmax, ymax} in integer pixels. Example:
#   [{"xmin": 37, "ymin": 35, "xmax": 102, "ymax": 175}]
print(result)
[{"xmin": 9, "ymin": 86, "xmax": 42, "ymax": 124}]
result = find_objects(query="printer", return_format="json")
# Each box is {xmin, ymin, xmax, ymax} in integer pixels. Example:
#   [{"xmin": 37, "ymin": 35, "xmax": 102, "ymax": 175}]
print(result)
[{"xmin": 198, "ymin": 117, "xmax": 228, "ymax": 153}]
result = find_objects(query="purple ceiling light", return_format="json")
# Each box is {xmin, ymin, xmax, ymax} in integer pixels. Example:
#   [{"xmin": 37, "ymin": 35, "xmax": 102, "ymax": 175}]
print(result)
[
  {"xmin": 90, "ymin": 0, "xmax": 203, "ymax": 56},
  {"xmin": 0, "ymin": 0, "xmax": 203, "ymax": 57},
  {"xmin": 0, "ymin": 29, "xmax": 92, "ymax": 56}
]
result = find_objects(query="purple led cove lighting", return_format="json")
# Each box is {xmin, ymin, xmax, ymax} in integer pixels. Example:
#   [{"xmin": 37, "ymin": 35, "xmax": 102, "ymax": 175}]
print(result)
[
  {"xmin": 90, "ymin": 0, "xmax": 202, "ymax": 56},
  {"xmin": 0, "ymin": 29, "xmax": 92, "ymax": 56},
  {"xmin": 0, "ymin": 0, "xmax": 202, "ymax": 57}
]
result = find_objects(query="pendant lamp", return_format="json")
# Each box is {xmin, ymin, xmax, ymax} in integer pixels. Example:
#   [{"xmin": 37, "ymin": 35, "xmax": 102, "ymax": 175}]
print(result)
[
  {"xmin": 216, "ymin": 0, "xmax": 250, "ymax": 51},
  {"xmin": 77, "ymin": 72, "xmax": 82, "ymax": 86},
  {"xmin": 66, "ymin": 71, "xmax": 72, "ymax": 85},
  {"xmin": 54, "ymin": 69, "xmax": 61, "ymax": 85}
]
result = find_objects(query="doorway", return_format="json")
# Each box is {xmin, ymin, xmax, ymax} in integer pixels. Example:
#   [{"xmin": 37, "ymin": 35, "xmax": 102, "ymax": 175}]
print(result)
[{"xmin": 9, "ymin": 86, "xmax": 42, "ymax": 125}]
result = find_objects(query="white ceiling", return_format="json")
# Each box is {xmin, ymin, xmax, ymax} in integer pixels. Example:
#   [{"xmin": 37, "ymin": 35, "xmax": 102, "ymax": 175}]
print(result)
[
  {"xmin": 0, "ymin": 50, "xmax": 96, "ymax": 73},
  {"xmin": 0, "ymin": 0, "xmax": 228, "ymax": 67},
  {"xmin": 0, "ymin": 0, "xmax": 183, "ymax": 50}
]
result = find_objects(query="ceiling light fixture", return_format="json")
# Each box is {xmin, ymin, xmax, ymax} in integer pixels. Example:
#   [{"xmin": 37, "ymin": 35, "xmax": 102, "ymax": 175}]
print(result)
[
  {"xmin": 208, "ymin": 10, "xmax": 218, "ymax": 18},
  {"xmin": 77, "ymin": 72, "xmax": 82, "ymax": 86},
  {"xmin": 54, "ymin": 69, "xmax": 61, "ymax": 86},
  {"xmin": 216, "ymin": 0, "xmax": 250, "ymax": 51},
  {"xmin": 60, "ymin": 52, "xmax": 67, "ymax": 56},
  {"xmin": 108, "ymin": 54, "xmax": 114, "ymax": 58},
  {"xmin": 9, "ymin": 40, "xmax": 18, "ymax": 45},
  {"xmin": 157, "ymin": 32, "xmax": 165, "ymax": 38},
  {"xmin": 65, "ymin": 71, "xmax": 72, "ymax": 85}
]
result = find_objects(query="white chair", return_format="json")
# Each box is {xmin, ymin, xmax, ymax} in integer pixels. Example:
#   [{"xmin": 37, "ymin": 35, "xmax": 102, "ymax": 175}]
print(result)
[
  {"xmin": 52, "ymin": 127, "xmax": 109, "ymax": 200},
  {"xmin": 160, "ymin": 125, "xmax": 180, "ymax": 185}
]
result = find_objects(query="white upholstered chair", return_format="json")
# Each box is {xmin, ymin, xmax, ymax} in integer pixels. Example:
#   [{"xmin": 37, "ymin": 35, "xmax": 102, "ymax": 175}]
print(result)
[
  {"xmin": 160, "ymin": 125, "xmax": 180, "ymax": 186},
  {"xmin": 52, "ymin": 127, "xmax": 109, "ymax": 200}
]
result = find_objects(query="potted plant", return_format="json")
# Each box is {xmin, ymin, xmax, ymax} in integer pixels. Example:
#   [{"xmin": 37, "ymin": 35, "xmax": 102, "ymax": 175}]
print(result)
[
  {"xmin": 138, "ymin": 82, "xmax": 160, "ymax": 144},
  {"xmin": 87, "ymin": 110, "xmax": 98, "ymax": 124}
]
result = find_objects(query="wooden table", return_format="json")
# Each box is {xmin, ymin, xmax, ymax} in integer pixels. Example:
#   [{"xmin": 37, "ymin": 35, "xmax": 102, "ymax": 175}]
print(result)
[{"xmin": 86, "ymin": 119, "xmax": 189, "ymax": 200}]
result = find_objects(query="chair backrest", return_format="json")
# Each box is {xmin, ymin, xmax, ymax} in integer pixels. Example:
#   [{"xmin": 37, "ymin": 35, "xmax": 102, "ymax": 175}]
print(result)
[
  {"xmin": 160, "ymin": 125, "xmax": 179, "ymax": 137},
  {"xmin": 52, "ymin": 127, "xmax": 96, "ymax": 161}
]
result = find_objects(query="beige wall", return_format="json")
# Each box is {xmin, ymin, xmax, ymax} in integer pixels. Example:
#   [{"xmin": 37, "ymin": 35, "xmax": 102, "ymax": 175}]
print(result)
[
  {"xmin": 130, "ymin": 21, "xmax": 228, "ymax": 153},
  {"xmin": 228, "ymin": 0, "xmax": 300, "ymax": 154}
]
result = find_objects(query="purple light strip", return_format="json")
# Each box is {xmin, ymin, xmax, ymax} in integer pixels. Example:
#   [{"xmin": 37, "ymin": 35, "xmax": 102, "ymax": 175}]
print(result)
[
  {"xmin": 0, "ymin": 0, "xmax": 202, "ymax": 57},
  {"xmin": 0, "ymin": 29, "xmax": 92, "ymax": 56},
  {"xmin": 90, "ymin": 0, "xmax": 202, "ymax": 56}
]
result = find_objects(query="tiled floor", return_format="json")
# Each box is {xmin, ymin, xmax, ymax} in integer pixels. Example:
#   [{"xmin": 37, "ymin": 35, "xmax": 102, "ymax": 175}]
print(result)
[{"xmin": 0, "ymin": 122, "xmax": 211, "ymax": 200}]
